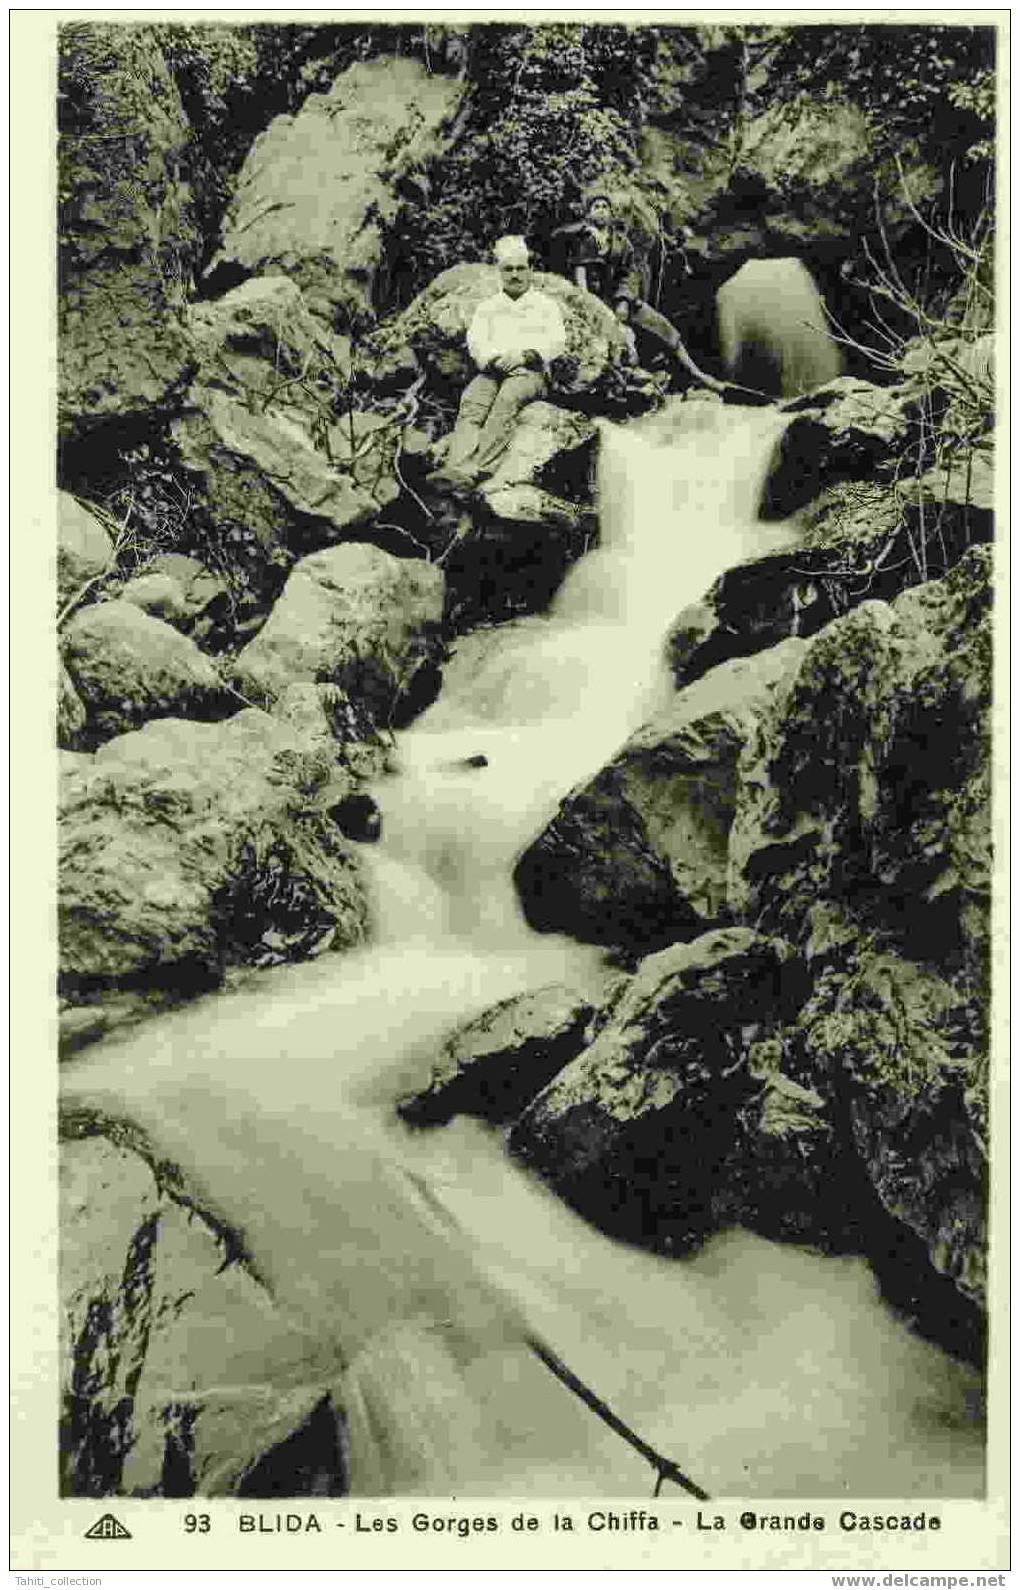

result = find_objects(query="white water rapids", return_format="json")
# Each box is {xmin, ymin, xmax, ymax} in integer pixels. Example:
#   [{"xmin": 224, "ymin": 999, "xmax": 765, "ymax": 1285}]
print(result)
[{"xmin": 61, "ymin": 401, "xmax": 984, "ymax": 1499}]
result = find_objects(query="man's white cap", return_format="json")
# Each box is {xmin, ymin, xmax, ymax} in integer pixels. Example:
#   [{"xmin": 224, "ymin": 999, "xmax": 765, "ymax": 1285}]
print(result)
[{"xmin": 493, "ymin": 235, "xmax": 530, "ymax": 265}]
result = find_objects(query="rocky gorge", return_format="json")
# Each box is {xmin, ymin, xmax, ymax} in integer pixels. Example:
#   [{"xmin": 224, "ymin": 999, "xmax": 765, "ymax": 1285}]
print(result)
[{"xmin": 54, "ymin": 23, "xmax": 995, "ymax": 1501}]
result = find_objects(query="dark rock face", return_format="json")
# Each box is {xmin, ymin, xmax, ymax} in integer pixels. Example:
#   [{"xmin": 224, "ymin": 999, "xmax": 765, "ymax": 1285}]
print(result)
[
  {"xmin": 515, "ymin": 640, "xmax": 805, "ymax": 954},
  {"xmin": 742, "ymin": 951, "xmax": 987, "ymax": 1362},
  {"xmin": 668, "ymin": 553, "xmax": 835, "ymax": 691},
  {"xmin": 667, "ymin": 486, "xmax": 993, "ymax": 701},
  {"xmin": 726, "ymin": 1056, "xmax": 858, "ymax": 1250},
  {"xmin": 509, "ymin": 930, "xmax": 805, "ymax": 1251},
  {"xmin": 60, "ymin": 1123, "xmax": 349, "ymax": 1497},
  {"xmin": 399, "ymin": 984, "xmax": 602, "ymax": 1127},
  {"xmin": 720, "ymin": 552, "xmax": 992, "ymax": 1330},
  {"xmin": 729, "ymin": 547, "xmax": 992, "ymax": 986},
  {"xmin": 515, "ymin": 787, "xmax": 695, "ymax": 957}
]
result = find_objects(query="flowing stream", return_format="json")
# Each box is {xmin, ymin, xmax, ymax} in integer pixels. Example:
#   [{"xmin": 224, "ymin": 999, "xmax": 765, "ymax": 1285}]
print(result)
[{"xmin": 61, "ymin": 401, "xmax": 984, "ymax": 1499}]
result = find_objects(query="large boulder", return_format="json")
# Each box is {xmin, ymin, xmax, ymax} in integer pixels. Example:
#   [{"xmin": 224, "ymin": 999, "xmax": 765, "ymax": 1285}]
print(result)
[
  {"xmin": 399, "ymin": 984, "xmax": 603, "ymax": 1127},
  {"xmin": 231, "ymin": 543, "xmax": 445, "ymax": 725},
  {"xmin": 175, "ymin": 392, "xmax": 400, "ymax": 558},
  {"xmin": 185, "ymin": 276, "xmax": 354, "ymax": 431},
  {"xmin": 58, "ymin": 25, "xmax": 198, "ymax": 436},
  {"xmin": 477, "ymin": 403, "xmax": 597, "ymax": 532},
  {"xmin": 59, "ymin": 709, "xmax": 368, "ymax": 1004},
  {"xmin": 174, "ymin": 277, "xmax": 402, "ymax": 561},
  {"xmin": 515, "ymin": 638, "xmax": 805, "ymax": 955},
  {"xmin": 509, "ymin": 929, "xmax": 805, "ymax": 1251},
  {"xmin": 58, "ymin": 493, "xmax": 115, "ymax": 611},
  {"xmin": 60, "ymin": 1124, "xmax": 348, "ymax": 1497},
  {"xmin": 61, "ymin": 601, "xmax": 234, "ymax": 746},
  {"xmin": 208, "ymin": 56, "xmax": 466, "ymax": 324},
  {"xmin": 717, "ymin": 548, "xmax": 991, "ymax": 1335},
  {"xmin": 767, "ymin": 377, "xmax": 914, "ymax": 514}
]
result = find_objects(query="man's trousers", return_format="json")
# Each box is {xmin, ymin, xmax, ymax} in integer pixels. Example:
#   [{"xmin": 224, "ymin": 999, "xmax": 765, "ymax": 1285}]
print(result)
[{"xmin": 443, "ymin": 369, "xmax": 547, "ymax": 477}]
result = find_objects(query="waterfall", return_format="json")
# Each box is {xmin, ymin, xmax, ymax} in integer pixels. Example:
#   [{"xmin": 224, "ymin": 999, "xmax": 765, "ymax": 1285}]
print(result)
[
  {"xmin": 716, "ymin": 258, "xmax": 843, "ymax": 398},
  {"xmin": 60, "ymin": 402, "xmax": 983, "ymax": 1499}
]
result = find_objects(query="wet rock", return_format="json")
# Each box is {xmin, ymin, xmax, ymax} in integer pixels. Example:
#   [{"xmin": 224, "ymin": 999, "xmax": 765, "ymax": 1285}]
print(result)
[
  {"xmin": 728, "ymin": 546, "xmax": 992, "ymax": 986},
  {"xmin": 768, "ymin": 377, "xmax": 913, "ymax": 514},
  {"xmin": 509, "ymin": 929, "xmax": 805, "ymax": 1250},
  {"xmin": 59, "ymin": 1125, "xmax": 348, "ymax": 1497},
  {"xmin": 58, "ymin": 493, "xmax": 113, "ymax": 610},
  {"xmin": 208, "ymin": 57, "xmax": 466, "ymax": 325},
  {"xmin": 515, "ymin": 639, "xmax": 805, "ymax": 955},
  {"xmin": 440, "ymin": 513, "xmax": 592, "ymax": 632},
  {"xmin": 59, "ymin": 709, "xmax": 367, "ymax": 1001},
  {"xmin": 399, "ymin": 985, "xmax": 602, "ymax": 1127},
  {"xmin": 58, "ymin": 26, "xmax": 197, "ymax": 438},
  {"xmin": 667, "ymin": 551, "xmax": 841, "ymax": 693},
  {"xmin": 328, "ymin": 793, "xmax": 382, "ymax": 845},
  {"xmin": 714, "ymin": 549, "xmax": 991, "ymax": 1330},
  {"xmin": 61, "ymin": 601, "xmax": 234, "ymax": 746},
  {"xmin": 231, "ymin": 544, "xmax": 444, "ymax": 727}
]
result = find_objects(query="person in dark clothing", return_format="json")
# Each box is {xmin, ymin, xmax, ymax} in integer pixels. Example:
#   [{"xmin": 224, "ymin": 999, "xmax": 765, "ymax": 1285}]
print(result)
[{"xmin": 567, "ymin": 195, "xmax": 707, "ymax": 387}]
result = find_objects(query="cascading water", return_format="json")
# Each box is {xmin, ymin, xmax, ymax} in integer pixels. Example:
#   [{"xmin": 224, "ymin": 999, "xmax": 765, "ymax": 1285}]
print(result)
[{"xmin": 61, "ymin": 402, "xmax": 984, "ymax": 1500}]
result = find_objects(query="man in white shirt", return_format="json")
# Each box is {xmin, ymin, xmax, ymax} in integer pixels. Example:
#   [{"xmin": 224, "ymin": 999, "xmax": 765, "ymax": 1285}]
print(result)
[{"xmin": 427, "ymin": 235, "xmax": 566, "ymax": 489}]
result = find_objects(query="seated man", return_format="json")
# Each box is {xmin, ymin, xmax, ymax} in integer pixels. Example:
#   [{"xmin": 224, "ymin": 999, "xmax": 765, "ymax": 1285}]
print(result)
[
  {"xmin": 569, "ymin": 194, "xmax": 706, "ymax": 386},
  {"xmin": 427, "ymin": 235, "xmax": 566, "ymax": 489}
]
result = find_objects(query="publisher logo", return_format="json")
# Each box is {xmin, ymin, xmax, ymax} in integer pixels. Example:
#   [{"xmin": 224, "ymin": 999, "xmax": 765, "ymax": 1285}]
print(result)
[{"xmin": 84, "ymin": 1513, "xmax": 132, "ymax": 1540}]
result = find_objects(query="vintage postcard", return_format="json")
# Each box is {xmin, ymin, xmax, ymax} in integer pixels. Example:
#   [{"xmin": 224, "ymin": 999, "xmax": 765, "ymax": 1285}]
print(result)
[{"xmin": 10, "ymin": 7, "xmax": 1009, "ymax": 1577}]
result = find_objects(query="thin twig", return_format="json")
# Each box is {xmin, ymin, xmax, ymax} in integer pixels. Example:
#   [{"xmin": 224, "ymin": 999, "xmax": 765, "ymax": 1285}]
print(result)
[{"xmin": 526, "ymin": 1334, "xmax": 711, "ymax": 1502}]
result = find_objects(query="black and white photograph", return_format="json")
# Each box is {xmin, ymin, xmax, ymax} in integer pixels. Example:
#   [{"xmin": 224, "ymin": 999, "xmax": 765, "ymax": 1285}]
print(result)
[{"xmin": 13, "ymin": 9, "xmax": 1005, "ymax": 1574}]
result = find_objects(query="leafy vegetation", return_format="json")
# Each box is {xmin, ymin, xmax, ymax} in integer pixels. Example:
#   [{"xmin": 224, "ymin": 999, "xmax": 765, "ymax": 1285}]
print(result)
[{"xmin": 380, "ymin": 25, "xmax": 664, "ymax": 305}]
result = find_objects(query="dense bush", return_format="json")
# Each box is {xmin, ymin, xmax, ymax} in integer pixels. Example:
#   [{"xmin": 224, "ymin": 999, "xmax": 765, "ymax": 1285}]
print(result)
[{"xmin": 381, "ymin": 25, "xmax": 664, "ymax": 306}]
